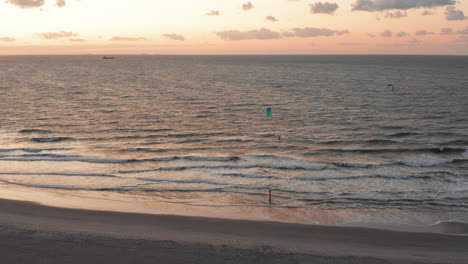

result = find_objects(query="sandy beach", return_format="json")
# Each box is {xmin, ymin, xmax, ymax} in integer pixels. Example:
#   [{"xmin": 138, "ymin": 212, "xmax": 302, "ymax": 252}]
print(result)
[{"xmin": 1, "ymin": 198, "xmax": 467, "ymax": 264}]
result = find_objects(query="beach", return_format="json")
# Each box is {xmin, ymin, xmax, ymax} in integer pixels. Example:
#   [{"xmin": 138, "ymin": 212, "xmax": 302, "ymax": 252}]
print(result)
[{"xmin": 1, "ymin": 198, "xmax": 467, "ymax": 264}]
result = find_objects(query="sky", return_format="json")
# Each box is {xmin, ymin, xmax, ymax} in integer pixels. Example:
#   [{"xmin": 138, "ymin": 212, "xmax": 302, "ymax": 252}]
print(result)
[{"xmin": 0, "ymin": 0, "xmax": 467, "ymax": 55}]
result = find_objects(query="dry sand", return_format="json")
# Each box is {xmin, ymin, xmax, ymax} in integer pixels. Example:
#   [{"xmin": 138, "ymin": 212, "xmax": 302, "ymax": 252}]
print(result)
[{"xmin": 1, "ymin": 198, "xmax": 467, "ymax": 264}]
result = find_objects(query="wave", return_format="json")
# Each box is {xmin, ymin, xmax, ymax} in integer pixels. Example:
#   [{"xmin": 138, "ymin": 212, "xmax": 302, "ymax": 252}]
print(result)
[
  {"xmin": 398, "ymin": 159, "xmax": 467, "ymax": 167},
  {"xmin": 219, "ymin": 173, "xmax": 281, "ymax": 180},
  {"xmin": 17, "ymin": 153, "xmax": 83, "ymax": 159},
  {"xmin": 332, "ymin": 162, "xmax": 378, "ymax": 168},
  {"xmin": 386, "ymin": 132, "xmax": 421, "ymax": 138},
  {"xmin": 127, "ymin": 156, "xmax": 241, "ymax": 163},
  {"xmin": 291, "ymin": 171, "xmax": 461, "ymax": 183},
  {"xmin": 331, "ymin": 159, "xmax": 467, "ymax": 168},
  {"xmin": 118, "ymin": 164, "xmax": 328, "ymax": 174},
  {"xmin": 379, "ymin": 125, "xmax": 406, "ymax": 130},
  {"xmin": 27, "ymin": 131, "xmax": 235, "ymax": 143},
  {"xmin": 298, "ymin": 197, "xmax": 468, "ymax": 210},
  {"xmin": 118, "ymin": 148, "xmax": 168, "ymax": 153},
  {"xmin": 0, "ymin": 148, "xmax": 73, "ymax": 153},
  {"xmin": 313, "ymin": 147, "xmax": 466, "ymax": 155},
  {"xmin": 18, "ymin": 129, "xmax": 54, "ymax": 134},
  {"xmin": 0, "ymin": 179, "xmax": 239, "ymax": 194},
  {"xmin": 2, "ymin": 150, "xmax": 465, "ymax": 169},
  {"xmin": 442, "ymin": 140, "xmax": 468, "ymax": 145},
  {"xmin": 0, "ymin": 155, "xmax": 241, "ymax": 164},
  {"xmin": 386, "ymin": 132, "xmax": 467, "ymax": 138},
  {"xmin": 137, "ymin": 177, "xmax": 228, "ymax": 186},
  {"xmin": 213, "ymin": 139, "xmax": 255, "ymax": 144},
  {"xmin": 0, "ymin": 172, "xmax": 118, "ymax": 178},
  {"xmin": 84, "ymin": 128, "xmax": 173, "ymax": 134},
  {"xmin": 317, "ymin": 139, "xmax": 399, "ymax": 145},
  {"xmin": 31, "ymin": 137, "xmax": 74, "ymax": 143}
]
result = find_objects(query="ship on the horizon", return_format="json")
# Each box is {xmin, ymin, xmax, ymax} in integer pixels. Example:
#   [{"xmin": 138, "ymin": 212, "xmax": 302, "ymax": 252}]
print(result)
[{"xmin": 102, "ymin": 56, "xmax": 115, "ymax": 59}]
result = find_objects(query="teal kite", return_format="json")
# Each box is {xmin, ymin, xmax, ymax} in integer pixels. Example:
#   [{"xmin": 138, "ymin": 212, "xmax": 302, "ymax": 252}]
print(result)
[{"xmin": 266, "ymin": 108, "xmax": 272, "ymax": 117}]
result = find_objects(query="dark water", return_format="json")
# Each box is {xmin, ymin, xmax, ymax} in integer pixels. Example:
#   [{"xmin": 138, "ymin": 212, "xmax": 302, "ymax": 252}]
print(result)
[{"xmin": 1, "ymin": 55, "xmax": 467, "ymax": 226}]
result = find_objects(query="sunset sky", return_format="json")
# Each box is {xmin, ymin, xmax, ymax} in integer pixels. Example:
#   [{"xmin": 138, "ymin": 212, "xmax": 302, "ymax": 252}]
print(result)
[{"xmin": 0, "ymin": 0, "xmax": 467, "ymax": 55}]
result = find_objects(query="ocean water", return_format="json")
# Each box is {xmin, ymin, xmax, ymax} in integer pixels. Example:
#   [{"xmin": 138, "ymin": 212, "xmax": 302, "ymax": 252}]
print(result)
[{"xmin": 1, "ymin": 55, "xmax": 467, "ymax": 228}]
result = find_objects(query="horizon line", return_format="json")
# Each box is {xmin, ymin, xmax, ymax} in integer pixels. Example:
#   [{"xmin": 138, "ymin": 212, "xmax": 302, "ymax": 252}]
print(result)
[{"xmin": 0, "ymin": 53, "xmax": 467, "ymax": 57}]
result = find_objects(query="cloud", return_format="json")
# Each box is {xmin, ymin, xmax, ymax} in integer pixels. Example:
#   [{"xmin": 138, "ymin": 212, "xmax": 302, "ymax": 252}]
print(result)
[
  {"xmin": 216, "ymin": 28, "xmax": 281, "ymax": 41},
  {"xmin": 309, "ymin": 2, "xmax": 339, "ymax": 14},
  {"xmin": 266, "ymin": 16, "xmax": 278, "ymax": 22},
  {"xmin": 457, "ymin": 27, "xmax": 468, "ymax": 35},
  {"xmin": 36, "ymin": 31, "xmax": 78, "ymax": 39},
  {"xmin": 352, "ymin": 0, "xmax": 455, "ymax": 11},
  {"xmin": 338, "ymin": 42, "xmax": 364, "ymax": 46},
  {"xmin": 396, "ymin": 31, "xmax": 409, "ymax": 37},
  {"xmin": 441, "ymin": 27, "xmax": 468, "ymax": 35},
  {"xmin": 69, "ymin": 38, "xmax": 85, "ymax": 42},
  {"xmin": 456, "ymin": 36, "xmax": 468, "ymax": 42},
  {"xmin": 206, "ymin": 10, "xmax": 220, "ymax": 16},
  {"xmin": 285, "ymin": 27, "xmax": 349, "ymax": 37},
  {"xmin": 56, "ymin": 0, "xmax": 65, "ymax": 7},
  {"xmin": 0, "ymin": 37, "xmax": 16, "ymax": 42},
  {"xmin": 440, "ymin": 27, "xmax": 453, "ymax": 35},
  {"xmin": 408, "ymin": 38, "xmax": 421, "ymax": 44},
  {"xmin": 415, "ymin": 30, "xmax": 434, "ymax": 36},
  {"xmin": 384, "ymin": 11, "xmax": 407, "ymax": 19},
  {"xmin": 163, "ymin": 34, "xmax": 185, "ymax": 41},
  {"xmin": 445, "ymin": 6, "xmax": 465, "ymax": 20},
  {"xmin": 111, "ymin": 36, "xmax": 147, "ymax": 41},
  {"xmin": 368, "ymin": 33, "xmax": 376, "ymax": 37},
  {"xmin": 421, "ymin": 10, "xmax": 434, "ymax": 16},
  {"xmin": 380, "ymin": 29, "xmax": 392, "ymax": 37},
  {"xmin": 6, "ymin": 0, "xmax": 45, "ymax": 8},
  {"xmin": 242, "ymin": 2, "xmax": 254, "ymax": 11}
]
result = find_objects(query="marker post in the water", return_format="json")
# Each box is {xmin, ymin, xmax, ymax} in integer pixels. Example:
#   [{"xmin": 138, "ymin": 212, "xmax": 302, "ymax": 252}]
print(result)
[{"xmin": 266, "ymin": 107, "xmax": 273, "ymax": 204}]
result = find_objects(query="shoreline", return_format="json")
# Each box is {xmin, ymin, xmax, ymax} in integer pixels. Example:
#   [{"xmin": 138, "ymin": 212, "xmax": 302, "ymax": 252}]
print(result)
[
  {"xmin": 1, "ymin": 198, "xmax": 468, "ymax": 263},
  {"xmin": 2, "ymin": 185, "xmax": 467, "ymax": 234}
]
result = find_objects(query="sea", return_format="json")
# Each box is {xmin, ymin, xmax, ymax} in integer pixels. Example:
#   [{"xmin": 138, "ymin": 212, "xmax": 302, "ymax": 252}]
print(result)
[{"xmin": 1, "ymin": 55, "xmax": 467, "ymax": 230}]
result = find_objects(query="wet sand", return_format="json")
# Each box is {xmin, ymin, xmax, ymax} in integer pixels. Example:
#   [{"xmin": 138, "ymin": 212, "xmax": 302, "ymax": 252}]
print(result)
[{"xmin": 1, "ymin": 198, "xmax": 467, "ymax": 264}]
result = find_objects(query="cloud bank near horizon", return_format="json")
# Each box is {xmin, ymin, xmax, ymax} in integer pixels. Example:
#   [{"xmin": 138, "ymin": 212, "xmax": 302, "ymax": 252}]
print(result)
[
  {"xmin": 163, "ymin": 34, "xmax": 185, "ymax": 41},
  {"xmin": 35, "ymin": 31, "xmax": 78, "ymax": 39}
]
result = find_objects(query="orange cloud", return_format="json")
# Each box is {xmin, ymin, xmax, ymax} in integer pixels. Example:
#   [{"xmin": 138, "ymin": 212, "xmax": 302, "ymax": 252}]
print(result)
[
  {"xmin": 206, "ymin": 10, "xmax": 220, "ymax": 16},
  {"xmin": 0, "ymin": 37, "xmax": 16, "ymax": 42},
  {"xmin": 6, "ymin": 0, "xmax": 45, "ymax": 8},
  {"xmin": 69, "ymin": 38, "xmax": 86, "ymax": 42},
  {"xmin": 163, "ymin": 34, "xmax": 185, "ymax": 41},
  {"xmin": 445, "ymin": 6, "xmax": 465, "ymax": 20},
  {"xmin": 384, "ymin": 11, "xmax": 408, "ymax": 19},
  {"xmin": 217, "ymin": 28, "xmax": 281, "ymax": 41},
  {"xmin": 285, "ymin": 27, "xmax": 349, "ymax": 37},
  {"xmin": 56, "ymin": 0, "xmax": 65, "ymax": 7},
  {"xmin": 36, "ymin": 31, "xmax": 78, "ymax": 39},
  {"xmin": 310, "ymin": 2, "xmax": 339, "ymax": 15},
  {"xmin": 380, "ymin": 29, "xmax": 393, "ymax": 37},
  {"xmin": 110, "ymin": 37, "xmax": 148, "ymax": 41},
  {"xmin": 352, "ymin": 0, "xmax": 455, "ymax": 11},
  {"xmin": 242, "ymin": 2, "xmax": 254, "ymax": 11}
]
